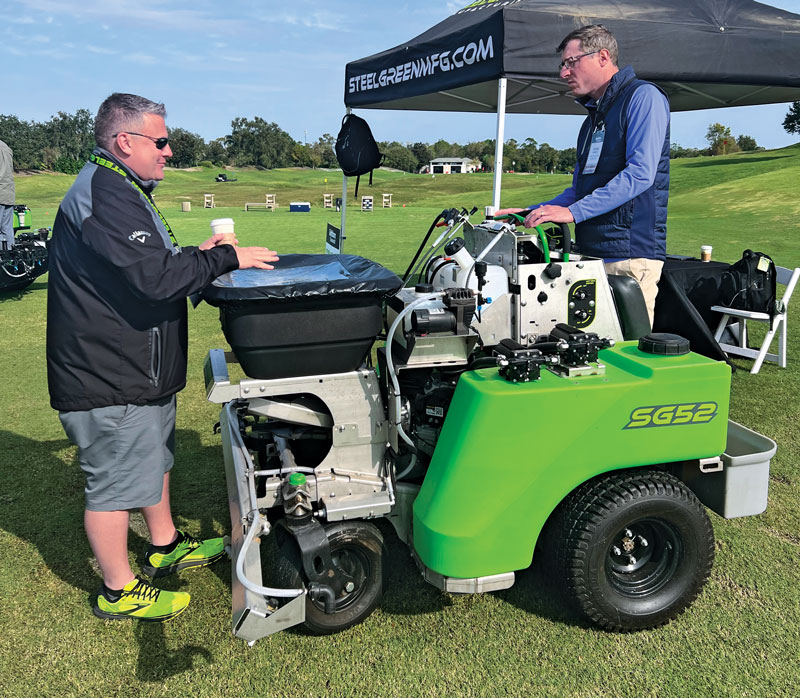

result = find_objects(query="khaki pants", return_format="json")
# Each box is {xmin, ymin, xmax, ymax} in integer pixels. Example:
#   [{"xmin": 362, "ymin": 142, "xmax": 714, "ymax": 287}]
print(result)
[{"xmin": 604, "ymin": 258, "xmax": 664, "ymax": 328}]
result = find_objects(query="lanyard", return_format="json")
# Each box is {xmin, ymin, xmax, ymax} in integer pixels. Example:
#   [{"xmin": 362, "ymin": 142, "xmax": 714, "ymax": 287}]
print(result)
[{"xmin": 89, "ymin": 153, "xmax": 179, "ymax": 248}]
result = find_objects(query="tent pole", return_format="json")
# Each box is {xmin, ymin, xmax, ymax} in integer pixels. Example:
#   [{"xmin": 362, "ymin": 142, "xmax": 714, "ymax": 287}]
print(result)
[
  {"xmin": 491, "ymin": 78, "xmax": 507, "ymax": 211},
  {"xmin": 340, "ymin": 108, "xmax": 351, "ymax": 248}
]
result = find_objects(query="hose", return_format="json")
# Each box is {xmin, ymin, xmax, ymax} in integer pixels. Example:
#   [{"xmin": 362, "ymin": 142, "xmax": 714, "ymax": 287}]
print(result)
[
  {"xmin": 384, "ymin": 292, "xmax": 445, "ymax": 460},
  {"xmin": 408, "ymin": 211, "xmax": 471, "ymax": 287},
  {"xmin": 235, "ymin": 514, "xmax": 305, "ymax": 599},
  {"xmin": 468, "ymin": 356, "xmax": 498, "ymax": 371},
  {"xmin": 402, "ymin": 210, "xmax": 448, "ymax": 284},
  {"xmin": 533, "ymin": 226, "xmax": 551, "ymax": 264}
]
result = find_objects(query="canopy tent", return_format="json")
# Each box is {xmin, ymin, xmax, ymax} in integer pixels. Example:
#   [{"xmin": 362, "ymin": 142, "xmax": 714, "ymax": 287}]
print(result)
[{"xmin": 342, "ymin": 0, "xmax": 800, "ymax": 209}]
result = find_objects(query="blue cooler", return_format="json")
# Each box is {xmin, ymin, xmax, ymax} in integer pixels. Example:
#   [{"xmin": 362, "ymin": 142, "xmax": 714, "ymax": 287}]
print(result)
[{"xmin": 289, "ymin": 201, "xmax": 311, "ymax": 212}]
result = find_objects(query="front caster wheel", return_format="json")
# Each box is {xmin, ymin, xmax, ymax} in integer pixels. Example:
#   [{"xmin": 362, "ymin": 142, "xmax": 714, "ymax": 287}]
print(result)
[
  {"xmin": 274, "ymin": 520, "xmax": 385, "ymax": 635},
  {"xmin": 556, "ymin": 470, "xmax": 714, "ymax": 631}
]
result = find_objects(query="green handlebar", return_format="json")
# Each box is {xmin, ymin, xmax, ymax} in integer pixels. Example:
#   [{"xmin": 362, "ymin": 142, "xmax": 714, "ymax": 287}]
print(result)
[
  {"xmin": 493, "ymin": 212, "xmax": 526, "ymax": 224},
  {"xmin": 533, "ymin": 225, "xmax": 551, "ymax": 264},
  {"xmin": 492, "ymin": 213, "xmax": 573, "ymax": 263}
]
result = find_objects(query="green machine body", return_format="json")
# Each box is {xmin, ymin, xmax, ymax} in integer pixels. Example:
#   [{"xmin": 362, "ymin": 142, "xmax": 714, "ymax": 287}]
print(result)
[{"xmin": 412, "ymin": 341, "xmax": 731, "ymax": 579}]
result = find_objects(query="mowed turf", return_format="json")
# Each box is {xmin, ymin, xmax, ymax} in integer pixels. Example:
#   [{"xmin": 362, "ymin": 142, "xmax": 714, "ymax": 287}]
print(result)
[{"xmin": 2, "ymin": 148, "xmax": 799, "ymax": 697}]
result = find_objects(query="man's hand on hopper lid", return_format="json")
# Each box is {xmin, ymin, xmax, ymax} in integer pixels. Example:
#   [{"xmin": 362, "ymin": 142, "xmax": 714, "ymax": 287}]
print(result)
[{"xmin": 235, "ymin": 246, "xmax": 279, "ymax": 270}]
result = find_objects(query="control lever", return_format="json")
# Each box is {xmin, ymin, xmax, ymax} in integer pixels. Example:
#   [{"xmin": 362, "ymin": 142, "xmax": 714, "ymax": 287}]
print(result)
[
  {"xmin": 543, "ymin": 262, "xmax": 562, "ymax": 280},
  {"xmin": 474, "ymin": 260, "xmax": 487, "ymax": 296}
]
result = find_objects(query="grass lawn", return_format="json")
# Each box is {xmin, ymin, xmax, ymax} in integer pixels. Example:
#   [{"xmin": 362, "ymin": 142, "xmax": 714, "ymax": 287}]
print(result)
[{"xmin": 2, "ymin": 149, "xmax": 799, "ymax": 697}]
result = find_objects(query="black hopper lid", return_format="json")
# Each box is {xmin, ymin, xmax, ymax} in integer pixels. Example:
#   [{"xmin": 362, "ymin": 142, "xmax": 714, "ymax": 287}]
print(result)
[{"xmin": 201, "ymin": 253, "xmax": 402, "ymax": 306}]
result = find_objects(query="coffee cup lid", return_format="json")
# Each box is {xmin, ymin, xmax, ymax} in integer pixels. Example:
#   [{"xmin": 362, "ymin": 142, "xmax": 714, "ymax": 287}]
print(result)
[{"xmin": 210, "ymin": 218, "xmax": 235, "ymax": 226}]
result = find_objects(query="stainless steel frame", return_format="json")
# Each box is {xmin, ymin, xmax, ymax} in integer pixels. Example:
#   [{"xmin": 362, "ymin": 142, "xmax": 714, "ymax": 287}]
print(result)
[{"xmin": 207, "ymin": 351, "xmax": 397, "ymax": 642}]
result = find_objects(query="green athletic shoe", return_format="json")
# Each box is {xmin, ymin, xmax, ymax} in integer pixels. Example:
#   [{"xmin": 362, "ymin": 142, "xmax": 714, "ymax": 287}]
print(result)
[
  {"xmin": 142, "ymin": 530, "xmax": 226, "ymax": 578},
  {"xmin": 93, "ymin": 576, "xmax": 190, "ymax": 622}
]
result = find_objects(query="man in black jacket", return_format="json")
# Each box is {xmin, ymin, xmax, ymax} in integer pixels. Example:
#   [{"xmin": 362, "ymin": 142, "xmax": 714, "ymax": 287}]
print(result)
[{"xmin": 46, "ymin": 93, "xmax": 279, "ymax": 622}]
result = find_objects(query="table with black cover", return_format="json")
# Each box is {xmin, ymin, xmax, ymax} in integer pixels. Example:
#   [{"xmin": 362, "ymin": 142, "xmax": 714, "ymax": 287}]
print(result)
[{"xmin": 652, "ymin": 257, "xmax": 732, "ymax": 364}]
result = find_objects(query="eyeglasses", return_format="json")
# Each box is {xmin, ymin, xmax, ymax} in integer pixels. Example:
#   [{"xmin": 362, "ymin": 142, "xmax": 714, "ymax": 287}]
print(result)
[
  {"xmin": 559, "ymin": 51, "xmax": 599, "ymax": 71},
  {"xmin": 114, "ymin": 132, "xmax": 170, "ymax": 149}
]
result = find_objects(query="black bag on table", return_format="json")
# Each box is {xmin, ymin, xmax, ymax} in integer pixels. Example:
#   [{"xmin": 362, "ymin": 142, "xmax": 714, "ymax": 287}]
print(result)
[
  {"xmin": 335, "ymin": 114, "xmax": 384, "ymax": 198},
  {"xmin": 719, "ymin": 249, "xmax": 777, "ymax": 315}
]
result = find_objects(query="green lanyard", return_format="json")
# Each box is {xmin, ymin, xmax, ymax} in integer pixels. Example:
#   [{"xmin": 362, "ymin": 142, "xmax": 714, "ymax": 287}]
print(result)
[{"xmin": 89, "ymin": 153, "xmax": 180, "ymax": 248}]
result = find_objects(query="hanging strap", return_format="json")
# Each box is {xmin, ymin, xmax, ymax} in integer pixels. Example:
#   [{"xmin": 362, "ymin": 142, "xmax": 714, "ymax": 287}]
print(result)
[{"xmin": 89, "ymin": 153, "xmax": 179, "ymax": 248}]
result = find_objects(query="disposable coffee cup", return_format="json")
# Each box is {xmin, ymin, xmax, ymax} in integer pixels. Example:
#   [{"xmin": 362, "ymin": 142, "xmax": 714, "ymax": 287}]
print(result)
[
  {"xmin": 210, "ymin": 217, "xmax": 236, "ymax": 245},
  {"xmin": 701, "ymin": 245, "xmax": 712, "ymax": 262}
]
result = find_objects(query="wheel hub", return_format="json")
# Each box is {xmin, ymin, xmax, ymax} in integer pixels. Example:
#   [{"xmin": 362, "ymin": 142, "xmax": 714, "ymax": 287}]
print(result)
[
  {"xmin": 612, "ymin": 527, "xmax": 651, "ymax": 568},
  {"xmin": 606, "ymin": 518, "xmax": 681, "ymax": 597}
]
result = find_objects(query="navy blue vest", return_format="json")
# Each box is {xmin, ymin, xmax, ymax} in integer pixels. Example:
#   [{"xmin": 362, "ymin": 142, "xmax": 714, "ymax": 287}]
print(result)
[{"xmin": 574, "ymin": 66, "xmax": 670, "ymax": 261}]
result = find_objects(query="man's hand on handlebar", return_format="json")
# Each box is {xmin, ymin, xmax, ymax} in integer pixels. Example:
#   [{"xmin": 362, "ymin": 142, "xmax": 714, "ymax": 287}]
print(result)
[
  {"xmin": 494, "ymin": 207, "xmax": 527, "ymax": 217},
  {"xmin": 524, "ymin": 205, "xmax": 574, "ymax": 228}
]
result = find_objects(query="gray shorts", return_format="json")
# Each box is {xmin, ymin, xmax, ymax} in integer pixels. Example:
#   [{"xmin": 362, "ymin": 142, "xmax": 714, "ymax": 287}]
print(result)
[{"xmin": 59, "ymin": 396, "xmax": 176, "ymax": 512}]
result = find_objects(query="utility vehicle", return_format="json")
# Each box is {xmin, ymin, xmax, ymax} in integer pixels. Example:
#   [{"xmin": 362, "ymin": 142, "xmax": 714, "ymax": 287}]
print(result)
[
  {"xmin": 0, "ymin": 205, "xmax": 49, "ymax": 293},
  {"xmin": 201, "ymin": 211, "xmax": 775, "ymax": 644}
]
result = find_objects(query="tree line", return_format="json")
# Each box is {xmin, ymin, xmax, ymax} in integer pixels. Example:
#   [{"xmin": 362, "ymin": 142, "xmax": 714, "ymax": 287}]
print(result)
[
  {"xmin": 3, "ymin": 104, "xmax": 795, "ymax": 176},
  {"xmin": 0, "ymin": 111, "xmax": 578, "ymax": 174}
]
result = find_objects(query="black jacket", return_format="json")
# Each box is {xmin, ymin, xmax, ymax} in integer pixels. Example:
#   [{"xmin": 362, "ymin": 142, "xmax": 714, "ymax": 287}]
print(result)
[{"xmin": 46, "ymin": 150, "xmax": 238, "ymax": 411}]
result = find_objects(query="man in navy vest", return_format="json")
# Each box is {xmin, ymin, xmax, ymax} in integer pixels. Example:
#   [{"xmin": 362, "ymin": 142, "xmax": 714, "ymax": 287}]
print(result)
[{"xmin": 498, "ymin": 25, "xmax": 670, "ymax": 327}]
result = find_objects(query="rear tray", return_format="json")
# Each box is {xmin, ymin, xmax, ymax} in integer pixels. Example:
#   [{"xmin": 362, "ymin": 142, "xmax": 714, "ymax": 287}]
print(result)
[{"xmin": 686, "ymin": 420, "xmax": 777, "ymax": 518}]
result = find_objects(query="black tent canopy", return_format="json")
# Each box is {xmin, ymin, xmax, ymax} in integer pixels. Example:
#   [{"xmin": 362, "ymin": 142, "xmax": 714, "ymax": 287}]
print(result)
[
  {"xmin": 345, "ymin": 0, "xmax": 800, "ymax": 115},
  {"xmin": 341, "ymin": 0, "xmax": 800, "ymax": 212}
]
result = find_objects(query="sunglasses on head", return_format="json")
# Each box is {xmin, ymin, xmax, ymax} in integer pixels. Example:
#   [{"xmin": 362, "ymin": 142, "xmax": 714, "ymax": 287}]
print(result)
[{"xmin": 114, "ymin": 132, "xmax": 169, "ymax": 149}]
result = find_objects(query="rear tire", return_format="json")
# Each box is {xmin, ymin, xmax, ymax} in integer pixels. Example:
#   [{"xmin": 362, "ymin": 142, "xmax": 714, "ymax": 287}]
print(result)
[
  {"xmin": 274, "ymin": 520, "xmax": 385, "ymax": 635},
  {"xmin": 555, "ymin": 470, "xmax": 714, "ymax": 631}
]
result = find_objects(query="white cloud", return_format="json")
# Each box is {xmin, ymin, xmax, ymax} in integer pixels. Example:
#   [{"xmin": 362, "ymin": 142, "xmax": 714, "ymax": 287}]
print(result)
[
  {"xmin": 87, "ymin": 45, "xmax": 117, "ymax": 55},
  {"xmin": 212, "ymin": 82, "xmax": 293, "ymax": 95},
  {"xmin": 124, "ymin": 52, "xmax": 158, "ymax": 65},
  {"xmin": 270, "ymin": 11, "xmax": 348, "ymax": 31},
  {"xmin": 18, "ymin": 0, "xmax": 246, "ymax": 34}
]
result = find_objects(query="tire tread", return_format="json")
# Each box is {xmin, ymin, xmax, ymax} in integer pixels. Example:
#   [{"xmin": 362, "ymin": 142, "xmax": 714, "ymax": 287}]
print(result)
[{"xmin": 555, "ymin": 470, "xmax": 714, "ymax": 632}]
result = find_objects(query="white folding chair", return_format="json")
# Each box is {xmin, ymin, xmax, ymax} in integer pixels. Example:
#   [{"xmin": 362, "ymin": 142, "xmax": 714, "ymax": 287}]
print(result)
[{"xmin": 711, "ymin": 265, "xmax": 799, "ymax": 374}]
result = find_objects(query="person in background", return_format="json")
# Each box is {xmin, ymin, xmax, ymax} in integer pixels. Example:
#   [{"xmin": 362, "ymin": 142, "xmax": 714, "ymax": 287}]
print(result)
[
  {"xmin": 46, "ymin": 92, "xmax": 279, "ymax": 622},
  {"xmin": 497, "ymin": 24, "xmax": 670, "ymax": 326},
  {"xmin": 0, "ymin": 139, "xmax": 15, "ymax": 249}
]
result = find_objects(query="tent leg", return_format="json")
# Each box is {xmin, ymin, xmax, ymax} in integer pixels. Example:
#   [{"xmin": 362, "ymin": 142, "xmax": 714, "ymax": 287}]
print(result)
[
  {"xmin": 339, "ymin": 108, "xmax": 351, "ymax": 248},
  {"xmin": 491, "ymin": 77, "xmax": 507, "ymax": 212},
  {"xmin": 340, "ymin": 174, "xmax": 347, "ymax": 251}
]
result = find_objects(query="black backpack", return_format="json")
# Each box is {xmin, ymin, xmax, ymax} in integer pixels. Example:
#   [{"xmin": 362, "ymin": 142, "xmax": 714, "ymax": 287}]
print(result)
[
  {"xmin": 719, "ymin": 249, "xmax": 777, "ymax": 316},
  {"xmin": 335, "ymin": 114, "xmax": 384, "ymax": 198}
]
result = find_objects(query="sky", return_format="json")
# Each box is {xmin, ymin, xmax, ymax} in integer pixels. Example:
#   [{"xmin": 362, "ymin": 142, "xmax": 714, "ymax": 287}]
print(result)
[{"xmin": 4, "ymin": 0, "xmax": 800, "ymax": 152}]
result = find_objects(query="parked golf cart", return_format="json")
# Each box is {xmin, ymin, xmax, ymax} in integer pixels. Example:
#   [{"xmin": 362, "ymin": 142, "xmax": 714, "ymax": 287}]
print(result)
[
  {"xmin": 0, "ymin": 205, "xmax": 49, "ymax": 293},
  {"xmin": 201, "ymin": 209, "xmax": 776, "ymax": 644}
]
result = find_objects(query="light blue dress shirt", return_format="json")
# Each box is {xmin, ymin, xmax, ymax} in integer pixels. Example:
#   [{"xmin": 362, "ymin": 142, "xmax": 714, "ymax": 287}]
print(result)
[{"xmin": 535, "ymin": 83, "xmax": 670, "ymax": 225}]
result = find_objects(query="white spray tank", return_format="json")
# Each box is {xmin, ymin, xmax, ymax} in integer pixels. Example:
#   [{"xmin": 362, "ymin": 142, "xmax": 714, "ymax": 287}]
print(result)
[{"xmin": 429, "ymin": 237, "xmax": 508, "ymax": 305}]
